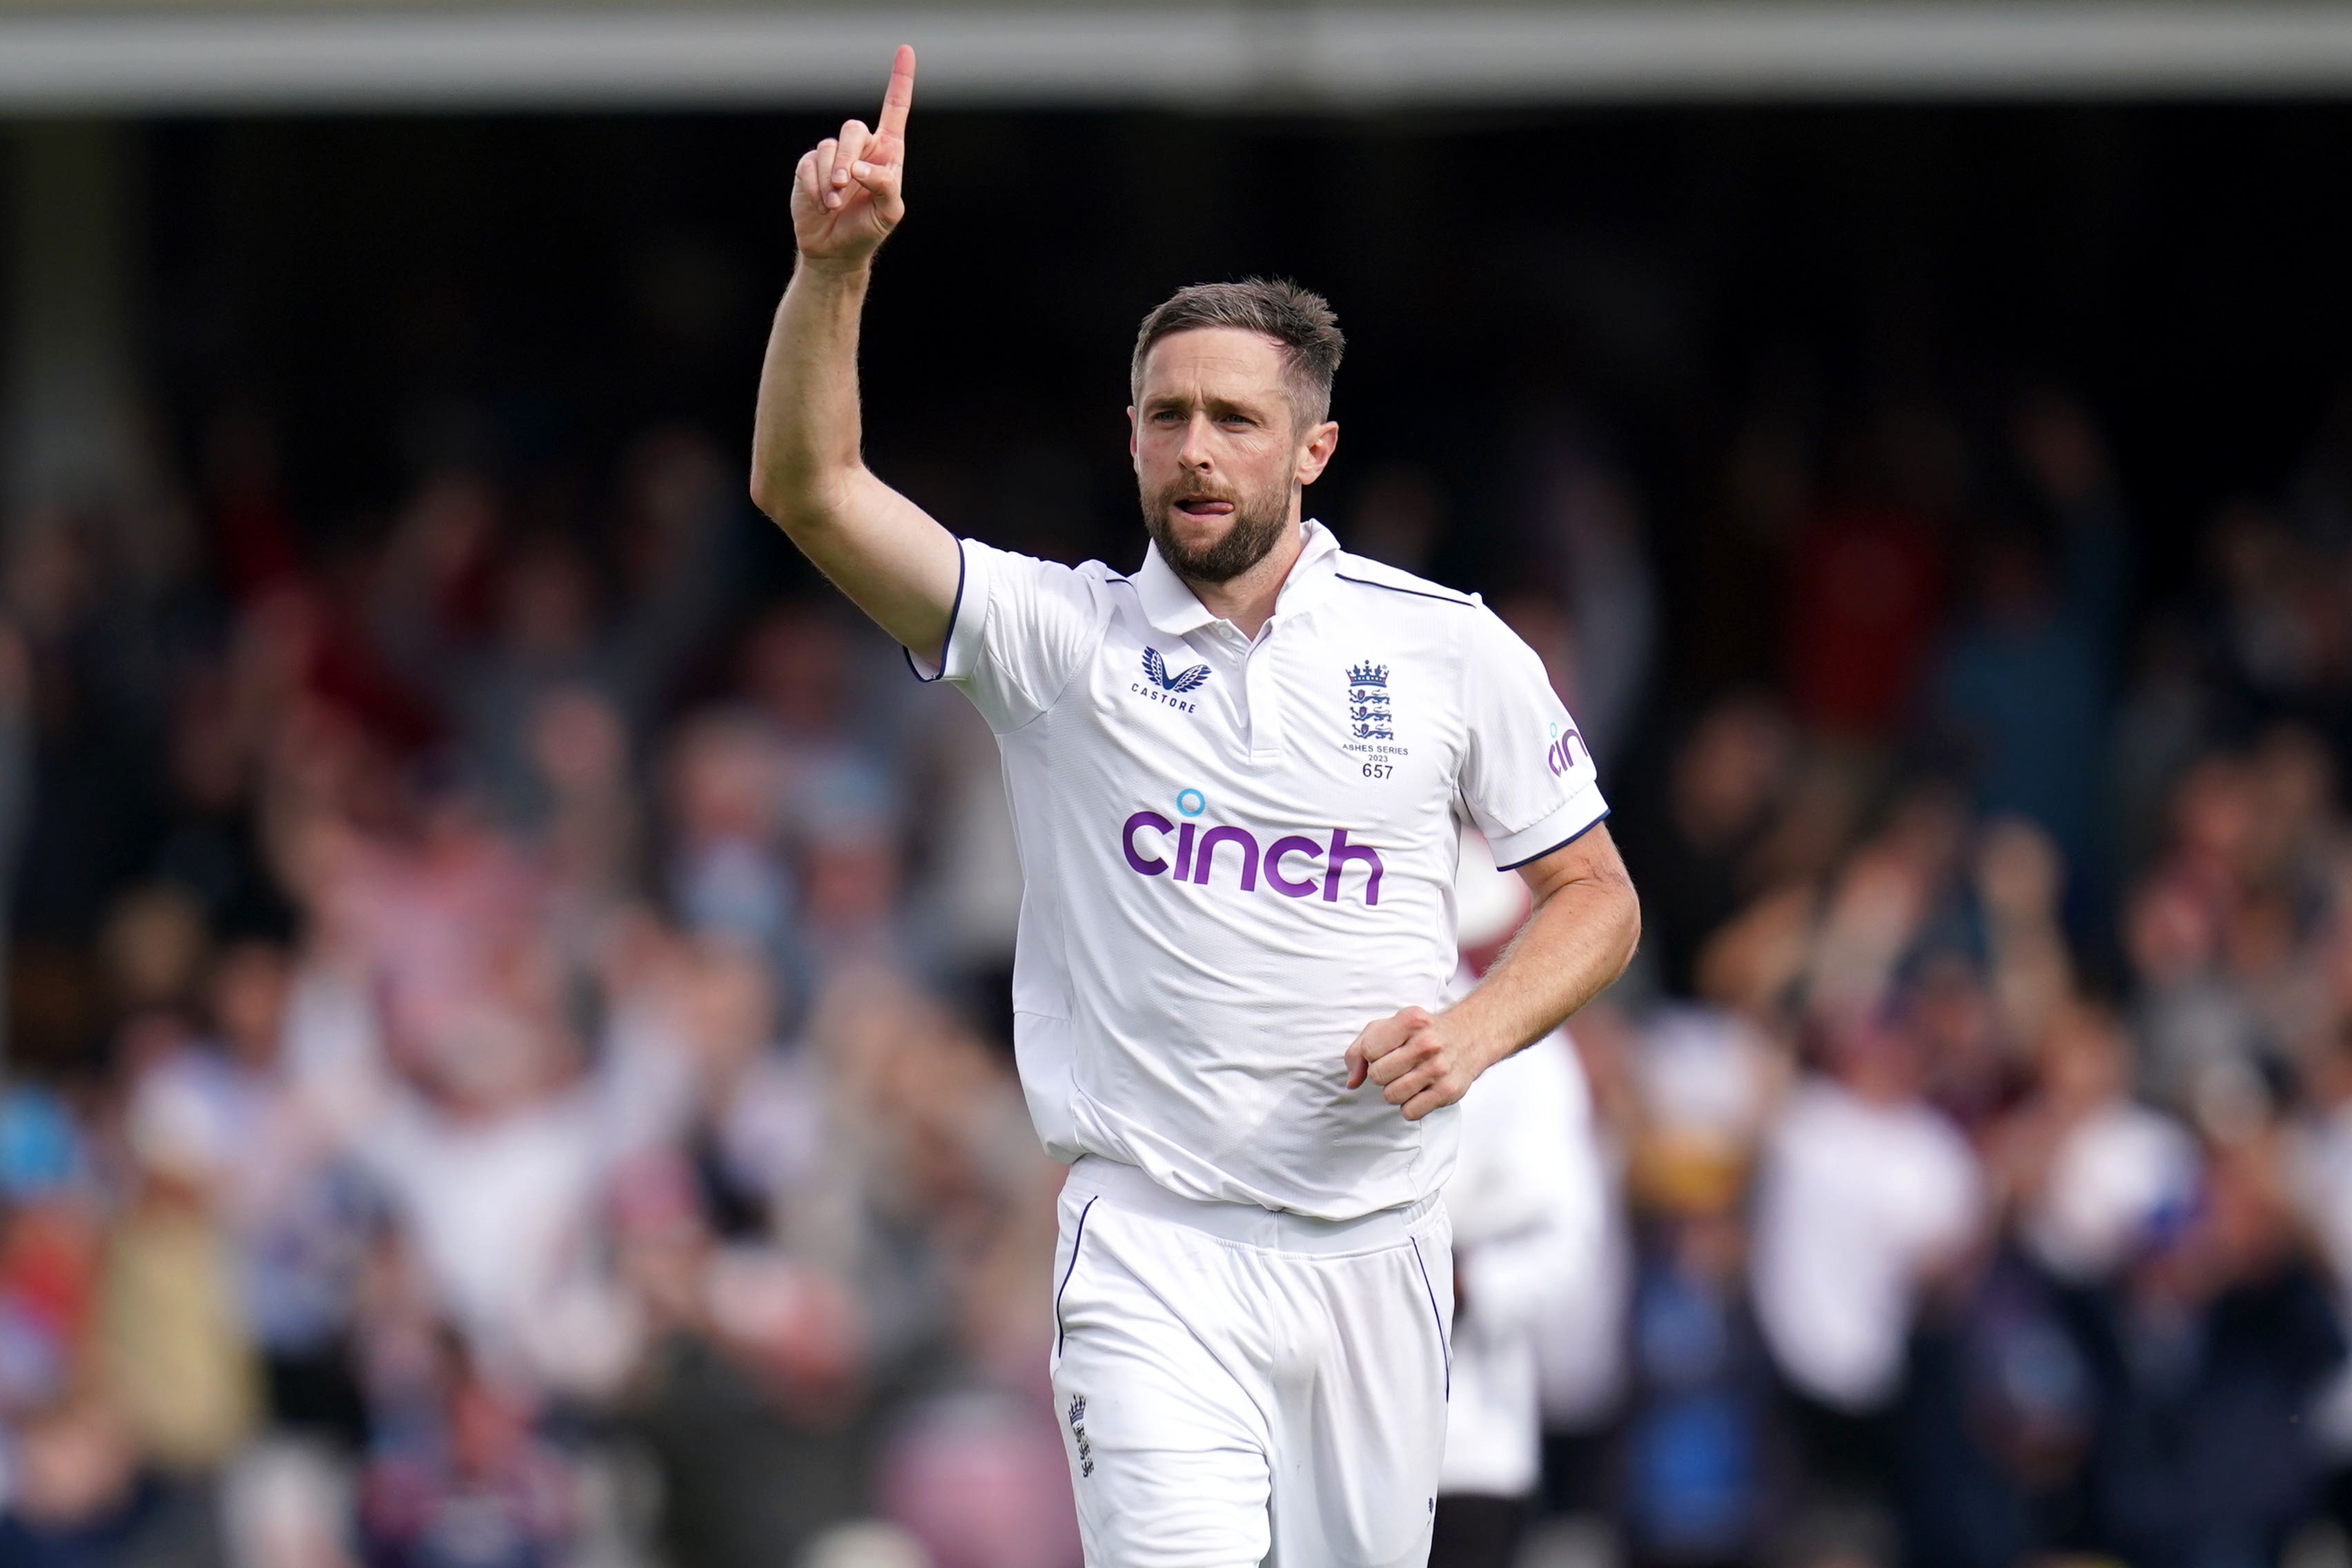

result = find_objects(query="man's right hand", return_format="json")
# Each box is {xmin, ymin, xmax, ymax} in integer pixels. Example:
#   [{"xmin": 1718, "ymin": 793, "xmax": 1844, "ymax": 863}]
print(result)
[
  {"xmin": 754, "ymin": 39, "xmax": 958, "ymax": 665},
  {"xmin": 792, "ymin": 46, "xmax": 915, "ymax": 269}
]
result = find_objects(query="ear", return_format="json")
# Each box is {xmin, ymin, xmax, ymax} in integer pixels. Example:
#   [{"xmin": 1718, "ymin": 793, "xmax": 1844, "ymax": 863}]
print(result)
[
  {"xmin": 1294, "ymin": 420, "xmax": 1340, "ymax": 487},
  {"xmin": 1127, "ymin": 406, "xmax": 1139, "ymax": 467}
]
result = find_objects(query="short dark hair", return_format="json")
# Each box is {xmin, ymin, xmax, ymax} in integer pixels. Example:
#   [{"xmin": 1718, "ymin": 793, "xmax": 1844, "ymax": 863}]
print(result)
[{"xmin": 1130, "ymin": 278, "xmax": 1345, "ymax": 430}]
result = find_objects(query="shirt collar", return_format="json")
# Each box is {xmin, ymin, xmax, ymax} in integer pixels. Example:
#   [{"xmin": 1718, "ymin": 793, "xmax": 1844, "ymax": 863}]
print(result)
[{"xmin": 1135, "ymin": 518, "xmax": 1344, "ymax": 636}]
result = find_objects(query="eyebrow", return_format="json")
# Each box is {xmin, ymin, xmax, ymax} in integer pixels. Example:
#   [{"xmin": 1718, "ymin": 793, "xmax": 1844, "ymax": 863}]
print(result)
[{"xmin": 1141, "ymin": 391, "xmax": 1275, "ymax": 421}]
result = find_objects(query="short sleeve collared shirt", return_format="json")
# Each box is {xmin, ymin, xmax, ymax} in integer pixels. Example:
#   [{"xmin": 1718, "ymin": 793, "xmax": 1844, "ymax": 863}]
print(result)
[{"xmin": 914, "ymin": 519, "xmax": 1607, "ymax": 1219}]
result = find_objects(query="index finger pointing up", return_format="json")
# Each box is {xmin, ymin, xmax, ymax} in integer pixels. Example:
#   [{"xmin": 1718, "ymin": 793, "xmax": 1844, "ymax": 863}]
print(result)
[{"xmin": 877, "ymin": 45, "xmax": 916, "ymax": 141}]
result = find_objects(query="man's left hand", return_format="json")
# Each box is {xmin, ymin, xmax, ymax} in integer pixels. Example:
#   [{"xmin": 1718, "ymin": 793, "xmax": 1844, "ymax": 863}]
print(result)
[{"xmin": 1344, "ymin": 1006, "xmax": 1493, "ymax": 1122}]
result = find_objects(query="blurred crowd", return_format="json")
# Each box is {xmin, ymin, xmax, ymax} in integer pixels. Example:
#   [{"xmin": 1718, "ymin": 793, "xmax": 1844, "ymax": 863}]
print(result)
[
  {"xmin": 1513, "ymin": 388, "xmax": 2352, "ymax": 1568},
  {"xmin": 0, "ymin": 418, "xmax": 1064, "ymax": 1568},
  {"xmin": 0, "ymin": 369, "xmax": 2347, "ymax": 1568}
]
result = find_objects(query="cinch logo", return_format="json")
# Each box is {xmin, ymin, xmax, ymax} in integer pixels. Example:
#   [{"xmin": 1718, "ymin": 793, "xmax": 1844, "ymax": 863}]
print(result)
[
  {"xmin": 1546, "ymin": 721, "xmax": 1589, "ymax": 778},
  {"xmin": 1120, "ymin": 807, "xmax": 1384, "ymax": 905}
]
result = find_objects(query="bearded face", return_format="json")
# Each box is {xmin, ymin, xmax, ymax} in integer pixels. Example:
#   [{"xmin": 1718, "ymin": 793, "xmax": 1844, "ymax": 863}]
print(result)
[
  {"xmin": 1128, "ymin": 329, "xmax": 1322, "ymax": 587},
  {"xmin": 1139, "ymin": 462, "xmax": 1295, "ymax": 585}
]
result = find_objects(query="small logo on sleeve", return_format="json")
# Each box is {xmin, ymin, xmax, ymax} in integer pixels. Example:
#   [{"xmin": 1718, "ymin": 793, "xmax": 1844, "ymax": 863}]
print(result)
[{"xmin": 1546, "ymin": 721, "xmax": 1589, "ymax": 777}]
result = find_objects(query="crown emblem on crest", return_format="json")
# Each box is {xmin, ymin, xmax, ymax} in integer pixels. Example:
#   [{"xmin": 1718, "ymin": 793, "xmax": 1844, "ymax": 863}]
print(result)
[{"xmin": 1344, "ymin": 659, "xmax": 1395, "ymax": 741}]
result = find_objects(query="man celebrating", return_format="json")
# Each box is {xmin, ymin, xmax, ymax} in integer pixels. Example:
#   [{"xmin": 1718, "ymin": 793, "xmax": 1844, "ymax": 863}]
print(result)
[{"xmin": 750, "ymin": 48, "xmax": 1640, "ymax": 1568}]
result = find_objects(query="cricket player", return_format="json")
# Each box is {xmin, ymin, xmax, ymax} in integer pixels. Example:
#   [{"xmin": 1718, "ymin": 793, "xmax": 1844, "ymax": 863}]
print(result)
[{"xmin": 749, "ymin": 48, "xmax": 1642, "ymax": 1567}]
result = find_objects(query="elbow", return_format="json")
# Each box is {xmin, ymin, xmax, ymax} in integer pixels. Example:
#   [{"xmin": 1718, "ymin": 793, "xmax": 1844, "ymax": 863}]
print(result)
[
  {"xmin": 747, "ymin": 467, "xmax": 801, "ymax": 529},
  {"xmin": 749, "ymin": 460, "xmax": 858, "ymax": 539},
  {"xmin": 1609, "ymin": 876, "xmax": 1643, "ymax": 985},
  {"xmin": 747, "ymin": 467, "xmax": 828, "ymax": 538},
  {"xmin": 747, "ymin": 469, "xmax": 781, "ymax": 521}
]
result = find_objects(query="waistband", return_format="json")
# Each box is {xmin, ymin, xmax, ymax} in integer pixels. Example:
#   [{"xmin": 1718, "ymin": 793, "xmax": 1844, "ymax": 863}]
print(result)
[{"xmin": 1066, "ymin": 1155, "xmax": 1445, "ymax": 1257}]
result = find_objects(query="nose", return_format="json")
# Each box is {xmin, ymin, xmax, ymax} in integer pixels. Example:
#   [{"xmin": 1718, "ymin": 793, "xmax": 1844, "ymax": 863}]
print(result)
[{"xmin": 1176, "ymin": 411, "xmax": 1215, "ymax": 471}]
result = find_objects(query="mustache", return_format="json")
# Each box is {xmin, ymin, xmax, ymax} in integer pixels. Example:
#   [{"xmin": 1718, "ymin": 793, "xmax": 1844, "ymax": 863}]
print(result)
[{"xmin": 1160, "ymin": 482, "xmax": 1239, "ymax": 504}]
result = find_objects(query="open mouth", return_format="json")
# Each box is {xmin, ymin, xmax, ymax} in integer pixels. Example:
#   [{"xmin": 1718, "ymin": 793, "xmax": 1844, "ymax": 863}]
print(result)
[{"xmin": 1173, "ymin": 496, "xmax": 1236, "ymax": 519}]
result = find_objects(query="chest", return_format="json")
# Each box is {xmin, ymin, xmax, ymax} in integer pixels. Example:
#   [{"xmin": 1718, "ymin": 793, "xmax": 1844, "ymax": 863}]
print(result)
[{"xmin": 1068, "ymin": 609, "xmax": 1462, "ymax": 841}]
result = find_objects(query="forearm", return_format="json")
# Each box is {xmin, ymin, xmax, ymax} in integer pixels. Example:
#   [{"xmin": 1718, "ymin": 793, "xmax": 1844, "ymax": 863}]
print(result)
[
  {"xmin": 1444, "ymin": 863, "xmax": 1638, "ymax": 1075},
  {"xmin": 748, "ymin": 49, "xmax": 957, "ymax": 654},
  {"xmin": 750, "ymin": 256, "xmax": 872, "ymax": 527},
  {"xmin": 1346, "ymin": 825, "xmax": 1638, "ymax": 1121},
  {"xmin": 746, "ymin": 253, "xmax": 958, "ymax": 654}
]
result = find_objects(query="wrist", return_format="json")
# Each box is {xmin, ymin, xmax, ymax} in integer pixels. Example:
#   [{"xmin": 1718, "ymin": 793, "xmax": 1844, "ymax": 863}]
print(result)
[
  {"xmin": 1469, "ymin": 1031, "xmax": 1514, "ymax": 1079},
  {"xmin": 1441, "ymin": 1004, "xmax": 1511, "ymax": 1079},
  {"xmin": 794, "ymin": 251, "xmax": 875, "ymax": 286}
]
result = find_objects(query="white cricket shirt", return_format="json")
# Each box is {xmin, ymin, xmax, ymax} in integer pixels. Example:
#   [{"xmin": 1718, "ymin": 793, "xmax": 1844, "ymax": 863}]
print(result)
[{"xmin": 913, "ymin": 519, "xmax": 1609, "ymax": 1220}]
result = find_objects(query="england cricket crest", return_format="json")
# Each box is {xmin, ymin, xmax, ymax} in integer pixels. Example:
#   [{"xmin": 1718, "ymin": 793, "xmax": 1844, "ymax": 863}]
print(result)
[{"xmin": 1346, "ymin": 662, "xmax": 1394, "ymax": 741}]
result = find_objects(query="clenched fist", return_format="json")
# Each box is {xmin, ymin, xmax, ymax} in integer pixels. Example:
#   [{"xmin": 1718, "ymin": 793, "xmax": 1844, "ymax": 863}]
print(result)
[{"xmin": 1344, "ymin": 1006, "xmax": 1493, "ymax": 1122}]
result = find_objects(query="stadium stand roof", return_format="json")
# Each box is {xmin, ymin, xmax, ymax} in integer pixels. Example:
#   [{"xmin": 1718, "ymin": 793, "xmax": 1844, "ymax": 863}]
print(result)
[{"xmin": 4, "ymin": 1, "xmax": 2352, "ymax": 111}]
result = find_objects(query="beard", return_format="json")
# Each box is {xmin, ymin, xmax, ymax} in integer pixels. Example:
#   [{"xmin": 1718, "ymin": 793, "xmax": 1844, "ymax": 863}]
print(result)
[{"xmin": 1140, "ymin": 471, "xmax": 1294, "ymax": 585}]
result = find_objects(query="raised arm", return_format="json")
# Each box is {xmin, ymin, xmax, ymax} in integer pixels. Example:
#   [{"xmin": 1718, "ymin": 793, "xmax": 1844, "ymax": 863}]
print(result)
[{"xmin": 749, "ymin": 45, "xmax": 961, "ymax": 660}]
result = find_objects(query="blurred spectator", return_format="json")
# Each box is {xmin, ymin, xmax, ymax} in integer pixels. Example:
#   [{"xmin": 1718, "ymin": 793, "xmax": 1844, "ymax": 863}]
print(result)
[
  {"xmin": 373, "ymin": 433, "xmax": 732, "ymax": 832},
  {"xmin": 107, "ymin": 1042, "xmax": 264, "ymax": 1473},
  {"xmin": 358, "ymin": 1328, "xmax": 576, "ymax": 1568},
  {"xmin": 1750, "ymin": 1010, "xmax": 1984, "ymax": 1513},
  {"xmin": 1618, "ymin": 1198, "xmax": 1778, "ymax": 1568},
  {"xmin": 0, "ymin": 1388, "xmax": 224, "ymax": 1568},
  {"xmin": 204, "ymin": 940, "xmax": 377, "ymax": 1441},
  {"xmin": 1620, "ymin": 697, "xmax": 1795, "ymax": 998},
  {"xmin": 1928, "ymin": 528, "xmax": 2108, "ymax": 896},
  {"xmin": 877, "ymin": 1389, "xmax": 1077, "ymax": 1568},
  {"xmin": 2001, "ymin": 1004, "xmax": 2195, "ymax": 1282},
  {"xmin": 1525, "ymin": 445, "xmax": 1658, "ymax": 776},
  {"xmin": 736, "ymin": 605, "xmax": 906, "ymax": 854},
  {"xmin": 2292, "ymin": 1017, "xmax": 2352, "ymax": 1542},
  {"xmin": 2070, "ymin": 1136, "xmax": 2343, "ymax": 1568},
  {"xmin": 1785, "ymin": 411, "xmax": 1956, "ymax": 743},
  {"xmin": 663, "ymin": 711, "xmax": 796, "ymax": 980},
  {"xmin": 1688, "ymin": 415, "xmax": 1809, "ymax": 693}
]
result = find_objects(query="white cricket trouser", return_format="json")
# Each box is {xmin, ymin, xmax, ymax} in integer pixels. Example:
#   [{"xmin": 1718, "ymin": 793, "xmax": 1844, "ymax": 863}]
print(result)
[{"xmin": 1049, "ymin": 1155, "xmax": 1456, "ymax": 1568}]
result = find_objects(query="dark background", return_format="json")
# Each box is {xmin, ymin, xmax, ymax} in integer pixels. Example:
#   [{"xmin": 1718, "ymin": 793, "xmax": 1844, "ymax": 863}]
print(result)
[{"xmin": 144, "ymin": 101, "xmax": 2352, "ymax": 626}]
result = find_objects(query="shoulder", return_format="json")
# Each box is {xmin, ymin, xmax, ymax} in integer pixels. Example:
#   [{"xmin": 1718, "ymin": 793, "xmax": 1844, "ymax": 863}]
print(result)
[
  {"xmin": 1065, "ymin": 554, "xmax": 1141, "ymax": 611},
  {"xmin": 1329, "ymin": 551, "xmax": 1505, "ymax": 676},
  {"xmin": 1329, "ymin": 550, "xmax": 1482, "ymax": 611},
  {"xmin": 964, "ymin": 540, "xmax": 1131, "ymax": 618}
]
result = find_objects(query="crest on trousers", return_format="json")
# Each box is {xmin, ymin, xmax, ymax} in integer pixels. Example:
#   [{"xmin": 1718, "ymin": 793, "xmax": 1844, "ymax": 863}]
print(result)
[
  {"xmin": 1346, "ymin": 662, "xmax": 1394, "ymax": 741},
  {"xmin": 1067, "ymin": 1395, "xmax": 1094, "ymax": 1478}
]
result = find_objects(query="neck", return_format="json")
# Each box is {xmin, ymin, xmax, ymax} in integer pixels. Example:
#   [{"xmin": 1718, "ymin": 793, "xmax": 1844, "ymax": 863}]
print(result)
[{"xmin": 1179, "ymin": 516, "xmax": 1306, "ymax": 640}]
